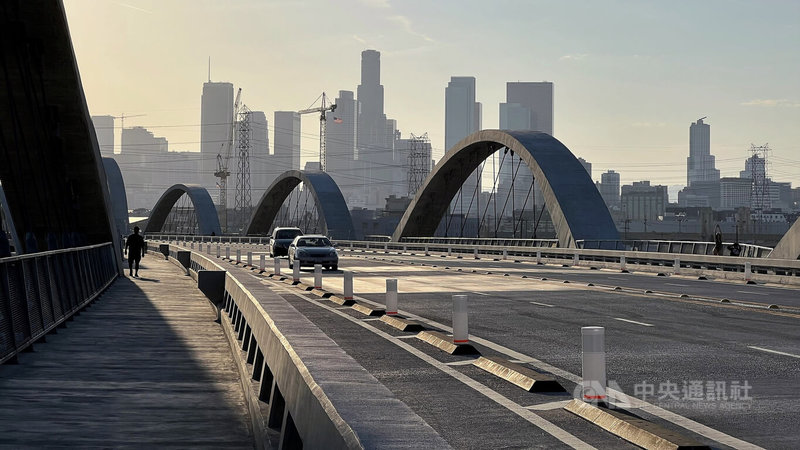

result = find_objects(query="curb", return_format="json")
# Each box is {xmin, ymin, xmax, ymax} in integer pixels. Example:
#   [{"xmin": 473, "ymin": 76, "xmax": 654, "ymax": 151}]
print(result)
[{"xmin": 473, "ymin": 356, "xmax": 564, "ymax": 392}]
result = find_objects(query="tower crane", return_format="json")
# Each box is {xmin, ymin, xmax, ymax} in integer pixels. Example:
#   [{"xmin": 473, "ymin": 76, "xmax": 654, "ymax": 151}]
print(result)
[
  {"xmin": 297, "ymin": 92, "xmax": 337, "ymax": 171},
  {"xmin": 215, "ymin": 87, "xmax": 242, "ymax": 233}
]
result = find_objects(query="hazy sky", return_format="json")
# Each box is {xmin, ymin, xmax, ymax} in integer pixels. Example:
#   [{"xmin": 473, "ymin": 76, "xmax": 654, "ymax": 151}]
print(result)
[{"xmin": 64, "ymin": 0, "xmax": 799, "ymax": 188}]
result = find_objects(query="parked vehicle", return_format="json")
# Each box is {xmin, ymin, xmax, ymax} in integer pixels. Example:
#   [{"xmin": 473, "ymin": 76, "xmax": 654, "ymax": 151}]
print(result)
[
  {"xmin": 288, "ymin": 235, "xmax": 338, "ymax": 270},
  {"xmin": 269, "ymin": 227, "xmax": 303, "ymax": 257}
]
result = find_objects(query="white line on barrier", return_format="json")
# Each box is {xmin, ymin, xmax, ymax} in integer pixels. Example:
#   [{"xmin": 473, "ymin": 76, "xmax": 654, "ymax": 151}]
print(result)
[
  {"xmin": 472, "ymin": 291, "xmax": 490, "ymax": 296},
  {"xmin": 614, "ymin": 318, "xmax": 654, "ymax": 327},
  {"xmin": 395, "ymin": 335, "xmax": 418, "ymax": 339},
  {"xmin": 748, "ymin": 346, "xmax": 800, "ymax": 359},
  {"xmin": 445, "ymin": 360, "xmax": 477, "ymax": 366},
  {"xmin": 525, "ymin": 400, "xmax": 572, "ymax": 411},
  {"xmin": 362, "ymin": 318, "xmax": 382, "ymax": 322},
  {"xmin": 529, "ymin": 301, "xmax": 555, "ymax": 308},
  {"xmin": 665, "ymin": 283, "xmax": 689, "ymax": 287},
  {"xmin": 272, "ymin": 286, "xmax": 595, "ymax": 449}
]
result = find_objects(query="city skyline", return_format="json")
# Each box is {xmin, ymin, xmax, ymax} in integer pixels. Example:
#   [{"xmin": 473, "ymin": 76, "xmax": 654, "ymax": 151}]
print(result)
[{"xmin": 63, "ymin": 1, "xmax": 799, "ymax": 187}]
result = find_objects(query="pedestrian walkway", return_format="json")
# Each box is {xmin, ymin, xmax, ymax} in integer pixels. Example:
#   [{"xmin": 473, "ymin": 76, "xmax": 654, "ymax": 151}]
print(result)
[{"xmin": 0, "ymin": 255, "xmax": 254, "ymax": 448}]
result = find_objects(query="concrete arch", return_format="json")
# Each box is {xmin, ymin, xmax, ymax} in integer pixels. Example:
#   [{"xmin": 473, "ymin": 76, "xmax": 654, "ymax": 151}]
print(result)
[
  {"xmin": 102, "ymin": 158, "xmax": 130, "ymax": 240},
  {"xmin": 246, "ymin": 170, "xmax": 357, "ymax": 240},
  {"xmin": 144, "ymin": 184, "xmax": 221, "ymax": 235},
  {"xmin": 769, "ymin": 217, "xmax": 800, "ymax": 260},
  {"xmin": 392, "ymin": 130, "xmax": 619, "ymax": 248}
]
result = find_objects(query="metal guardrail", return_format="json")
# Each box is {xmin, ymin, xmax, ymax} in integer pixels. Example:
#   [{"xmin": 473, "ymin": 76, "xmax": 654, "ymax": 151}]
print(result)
[{"xmin": 0, "ymin": 243, "xmax": 117, "ymax": 364}]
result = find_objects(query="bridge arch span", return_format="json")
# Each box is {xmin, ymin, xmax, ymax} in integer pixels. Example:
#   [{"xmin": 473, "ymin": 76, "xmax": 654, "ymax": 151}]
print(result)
[
  {"xmin": 392, "ymin": 130, "xmax": 619, "ymax": 248},
  {"xmin": 246, "ymin": 170, "xmax": 357, "ymax": 239},
  {"xmin": 144, "ymin": 184, "xmax": 221, "ymax": 235}
]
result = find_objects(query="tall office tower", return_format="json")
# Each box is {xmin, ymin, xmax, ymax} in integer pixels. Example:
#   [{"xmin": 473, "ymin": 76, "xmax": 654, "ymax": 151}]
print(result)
[
  {"xmin": 578, "ymin": 157, "xmax": 592, "ymax": 177},
  {"xmin": 356, "ymin": 50, "xmax": 396, "ymax": 209},
  {"xmin": 686, "ymin": 117, "xmax": 720, "ymax": 186},
  {"xmin": 325, "ymin": 90, "xmax": 359, "ymax": 205},
  {"xmin": 247, "ymin": 111, "xmax": 271, "ymax": 202},
  {"xmin": 274, "ymin": 111, "xmax": 301, "ymax": 172},
  {"xmin": 445, "ymin": 76, "xmax": 482, "ymax": 222},
  {"xmin": 201, "ymin": 81, "xmax": 234, "ymax": 188},
  {"xmin": 497, "ymin": 81, "xmax": 554, "ymax": 217},
  {"xmin": 599, "ymin": 170, "xmax": 621, "ymax": 208},
  {"xmin": 91, "ymin": 115, "xmax": 115, "ymax": 157}
]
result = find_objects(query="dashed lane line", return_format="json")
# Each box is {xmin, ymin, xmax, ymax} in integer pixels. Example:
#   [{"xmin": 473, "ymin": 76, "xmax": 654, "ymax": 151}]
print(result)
[
  {"xmin": 748, "ymin": 346, "xmax": 800, "ymax": 359},
  {"xmin": 529, "ymin": 301, "xmax": 555, "ymax": 308},
  {"xmin": 613, "ymin": 318, "xmax": 655, "ymax": 327}
]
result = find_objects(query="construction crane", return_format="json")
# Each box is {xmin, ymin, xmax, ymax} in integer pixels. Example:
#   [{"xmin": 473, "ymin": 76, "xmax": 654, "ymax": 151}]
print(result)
[
  {"xmin": 215, "ymin": 87, "xmax": 242, "ymax": 233},
  {"xmin": 298, "ymin": 92, "xmax": 337, "ymax": 171}
]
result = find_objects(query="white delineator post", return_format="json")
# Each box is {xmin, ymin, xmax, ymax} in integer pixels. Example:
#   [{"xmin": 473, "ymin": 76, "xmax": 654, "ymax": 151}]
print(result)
[
  {"xmin": 216, "ymin": 245, "xmax": 221, "ymax": 258},
  {"xmin": 744, "ymin": 261, "xmax": 752, "ymax": 282},
  {"xmin": 673, "ymin": 257, "xmax": 680, "ymax": 275},
  {"xmin": 474, "ymin": 248, "xmax": 479, "ymax": 259},
  {"xmin": 259, "ymin": 254, "xmax": 265, "ymax": 272},
  {"xmin": 225, "ymin": 246, "xmax": 230, "ymax": 260},
  {"xmin": 343, "ymin": 271, "xmax": 354, "ymax": 301},
  {"xmin": 425, "ymin": 246, "xmax": 430, "ymax": 256},
  {"xmin": 247, "ymin": 251, "xmax": 253, "ymax": 266},
  {"xmin": 573, "ymin": 252, "xmax": 579, "ymax": 266},
  {"xmin": 447, "ymin": 246, "xmax": 452, "ymax": 257},
  {"xmin": 581, "ymin": 326, "xmax": 607, "ymax": 403},
  {"xmin": 314, "ymin": 264, "xmax": 323, "ymax": 289},
  {"xmin": 207, "ymin": 244, "xmax": 211, "ymax": 254},
  {"xmin": 502, "ymin": 249, "xmax": 508, "ymax": 260},
  {"xmin": 452, "ymin": 294, "xmax": 468, "ymax": 344},
  {"xmin": 402, "ymin": 244, "xmax": 407, "ymax": 254},
  {"xmin": 536, "ymin": 251, "xmax": 542, "ymax": 264},
  {"xmin": 236, "ymin": 249, "xmax": 241, "ymax": 264},
  {"xmin": 273, "ymin": 257, "xmax": 280, "ymax": 275},
  {"xmin": 620, "ymin": 255, "xmax": 627, "ymax": 272},
  {"xmin": 190, "ymin": 242, "xmax": 194, "ymax": 249},
  {"xmin": 292, "ymin": 262, "xmax": 300, "ymax": 283},
  {"xmin": 385, "ymin": 279, "xmax": 398, "ymax": 315}
]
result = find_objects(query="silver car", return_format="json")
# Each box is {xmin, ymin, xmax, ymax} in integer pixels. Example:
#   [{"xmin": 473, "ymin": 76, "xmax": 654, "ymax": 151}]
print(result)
[{"xmin": 288, "ymin": 235, "xmax": 338, "ymax": 271}]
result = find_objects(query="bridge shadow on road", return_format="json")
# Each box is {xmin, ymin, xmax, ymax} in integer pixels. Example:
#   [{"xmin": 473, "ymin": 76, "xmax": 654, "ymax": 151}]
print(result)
[{"xmin": 0, "ymin": 256, "xmax": 253, "ymax": 448}]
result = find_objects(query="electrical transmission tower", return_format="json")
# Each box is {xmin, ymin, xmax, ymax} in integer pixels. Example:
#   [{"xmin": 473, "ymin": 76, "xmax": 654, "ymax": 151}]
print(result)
[
  {"xmin": 407, "ymin": 133, "xmax": 430, "ymax": 197},
  {"xmin": 234, "ymin": 106, "xmax": 252, "ymax": 232},
  {"xmin": 749, "ymin": 143, "xmax": 770, "ymax": 228}
]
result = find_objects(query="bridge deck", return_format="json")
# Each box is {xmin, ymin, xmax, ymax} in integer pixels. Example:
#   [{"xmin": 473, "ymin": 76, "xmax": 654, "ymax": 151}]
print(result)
[{"xmin": 0, "ymin": 256, "xmax": 253, "ymax": 447}]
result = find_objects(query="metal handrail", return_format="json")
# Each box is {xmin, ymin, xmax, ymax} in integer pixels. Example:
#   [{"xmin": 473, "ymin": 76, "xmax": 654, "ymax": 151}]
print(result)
[{"xmin": 0, "ymin": 243, "xmax": 118, "ymax": 364}]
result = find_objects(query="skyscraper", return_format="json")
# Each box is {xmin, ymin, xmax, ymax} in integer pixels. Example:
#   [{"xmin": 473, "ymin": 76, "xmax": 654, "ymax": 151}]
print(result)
[
  {"xmin": 247, "ymin": 110, "xmax": 272, "ymax": 201},
  {"xmin": 201, "ymin": 81, "xmax": 234, "ymax": 187},
  {"xmin": 91, "ymin": 115, "xmax": 115, "ymax": 157},
  {"xmin": 497, "ymin": 81, "xmax": 554, "ymax": 217},
  {"xmin": 686, "ymin": 117, "xmax": 719, "ymax": 186},
  {"xmin": 325, "ymin": 90, "xmax": 359, "ymax": 205},
  {"xmin": 599, "ymin": 170, "xmax": 621, "ymax": 208},
  {"xmin": 356, "ymin": 50, "xmax": 395, "ymax": 209},
  {"xmin": 445, "ymin": 76, "xmax": 482, "ymax": 223},
  {"xmin": 273, "ymin": 111, "xmax": 301, "ymax": 172}
]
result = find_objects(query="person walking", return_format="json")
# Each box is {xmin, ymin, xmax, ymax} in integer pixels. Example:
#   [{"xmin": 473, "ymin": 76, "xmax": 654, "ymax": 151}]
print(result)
[{"xmin": 124, "ymin": 226, "xmax": 146, "ymax": 277}]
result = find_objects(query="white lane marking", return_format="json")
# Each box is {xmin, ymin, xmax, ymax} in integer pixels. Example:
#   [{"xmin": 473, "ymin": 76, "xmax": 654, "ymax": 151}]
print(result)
[
  {"xmin": 272, "ymin": 285, "xmax": 594, "ymax": 449},
  {"xmin": 529, "ymin": 301, "xmax": 555, "ymax": 308},
  {"xmin": 395, "ymin": 335, "xmax": 418, "ymax": 339},
  {"xmin": 525, "ymin": 400, "xmax": 572, "ymax": 411},
  {"xmin": 269, "ymin": 275, "xmax": 762, "ymax": 449},
  {"xmin": 665, "ymin": 283, "xmax": 689, "ymax": 287},
  {"xmin": 614, "ymin": 318, "xmax": 655, "ymax": 327},
  {"xmin": 362, "ymin": 318, "xmax": 382, "ymax": 321},
  {"xmin": 445, "ymin": 360, "xmax": 478, "ymax": 366},
  {"xmin": 472, "ymin": 291, "xmax": 491, "ymax": 296},
  {"xmin": 748, "ymin": 346, "xmax": 800, "ymax": 359},
  {"xmin": 737, "ymin": 291, "xmax": 769, "ymax": 296}
]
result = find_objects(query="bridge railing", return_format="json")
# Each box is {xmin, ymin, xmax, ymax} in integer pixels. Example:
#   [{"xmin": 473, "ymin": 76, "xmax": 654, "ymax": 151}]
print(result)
[
  {"xmin": 577, "ymin": 239, "xmax": 773, "ymax": 258},
  {"xmin": 0, "ymin": 243, "xmax": 117, "ymax": 364}
]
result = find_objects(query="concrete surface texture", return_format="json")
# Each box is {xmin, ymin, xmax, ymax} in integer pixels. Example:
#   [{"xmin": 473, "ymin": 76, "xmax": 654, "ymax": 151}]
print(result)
[{"xmin": 770, "ymin": 217, "xmax": 800, "ymax": 260}]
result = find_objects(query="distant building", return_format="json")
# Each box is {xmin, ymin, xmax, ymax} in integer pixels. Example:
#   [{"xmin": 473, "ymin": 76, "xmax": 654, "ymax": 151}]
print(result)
[
  {"xmin": 246, "ymin": 110, "xmax": 273, "ymax": 201},
  {"xmin": 621, "ymin": 181, "xmax": 668, "ymax": 222},
  {"xmin": 577, "ymin": 157, "xmax": 592, "ymax": 177},
  {"xmin": 201, "ymin": 82, "xmax": 234, "ymax": 187},
  {"xmin": 687, "ymin": 117, "xmax": 719, "ymax": 186},
  {"xmin": 445, "ymin": 76, "xmax": 482, "ymax": 219},
  {"xmin": 325, "ymin": 90, "xmax": 360, "ymax": 206},
  {"xmin": 273, "ymin": 111, "xmax": 301, "ymax": 172},
  {"xmin": 678, "ymin": 180, "xmax": 720, "ymax": 209},
  {"xmin": 720, "ymin": 177, "xmax": 751, "ymax": 209},
  {"xmin": 598, "ymin": 170, "xmax": 621, "ymax": 208},
  {"xmin": 119, "ymin": 126, "xmax": 168, "ymax": 209},
  {"xmin": 91, "ymin": 115, "xmax": 115, "ymax": 157},
  {"xmin": 497, "ymin": 81, "xmax": 554, "ymax": 217}
]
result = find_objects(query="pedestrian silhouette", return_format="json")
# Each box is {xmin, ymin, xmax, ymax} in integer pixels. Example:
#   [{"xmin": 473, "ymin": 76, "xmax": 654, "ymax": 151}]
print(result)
[{"xmin": 125, "ymin": 226, "xmax": 146, "ymax": 278}]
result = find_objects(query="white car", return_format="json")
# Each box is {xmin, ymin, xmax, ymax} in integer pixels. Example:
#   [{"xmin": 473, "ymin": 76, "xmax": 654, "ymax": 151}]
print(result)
[{"xmin": 287, "ymin": 235, "xmax": 338, "ymax": 271}]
